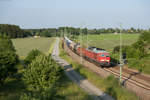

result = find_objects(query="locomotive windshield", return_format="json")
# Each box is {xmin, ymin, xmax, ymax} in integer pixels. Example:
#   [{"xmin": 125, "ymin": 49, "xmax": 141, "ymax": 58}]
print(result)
[
  {"xmin": 101, "ymin": 54, "xmax": 105, "ymax": 57},
  {"xmin": 100, "ymin": 54, "xmax": 109, "ymax": 57}
]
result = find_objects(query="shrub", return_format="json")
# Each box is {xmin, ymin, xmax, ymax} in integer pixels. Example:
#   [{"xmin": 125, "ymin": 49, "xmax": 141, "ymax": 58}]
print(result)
[
  {"xmin": 24, "ymin": 49, "xmax": 43, "ymax": 65},
  {"xmin": 23, "ymin": 54, "xmax": 63, "ymax": 99},
  {"xmin": 0, "ymin": 36, "xmax": 18, "ymax": 85},
  {"xmin": 105, "ymin": 76, "xmax": 118, "ymax": 99},
  {"xmin": 132, "ymin": 32, "xmax": 150, "ymax": 56},
  {"xmin": 0, "ymin": 35, "xmax": 15, "ymax": 51},
  {"xmin": 113, "ymin": 45, "xmax": 129, "ymax": 53},
  {"xmin": 113, "ymin": 45, "xmax": 144, "ymax": 59}
]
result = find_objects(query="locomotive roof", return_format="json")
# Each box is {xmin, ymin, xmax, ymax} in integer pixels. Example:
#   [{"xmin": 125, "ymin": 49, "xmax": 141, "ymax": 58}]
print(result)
[
  {"xmin": 87, "ymin": 46, "xmax": 108, "ymax": 53},
  {"xmin": 64, "ymin": 36, "xmax": 73, "ymax": 43}
]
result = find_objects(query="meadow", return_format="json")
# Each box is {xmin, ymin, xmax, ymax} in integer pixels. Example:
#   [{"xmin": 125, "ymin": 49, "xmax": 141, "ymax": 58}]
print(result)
[
  {"xmin": 76, "ymin": 34, "xmax": 140, "ymax": 52},
  {"xmin": 12, "ymin": 37, "xmax": 55, "ymax": 58}
]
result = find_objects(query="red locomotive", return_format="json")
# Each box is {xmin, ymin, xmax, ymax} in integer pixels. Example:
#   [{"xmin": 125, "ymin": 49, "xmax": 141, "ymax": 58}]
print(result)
[{"xmin": 64, "ymin": 37, "xmax": 111, "ymax": 67}]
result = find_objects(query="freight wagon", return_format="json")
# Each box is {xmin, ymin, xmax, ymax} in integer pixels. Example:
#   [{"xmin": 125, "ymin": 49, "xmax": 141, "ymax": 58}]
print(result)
[{"xmin": 64, "ymin": 37, "xmax": 111, "ymax": 67}]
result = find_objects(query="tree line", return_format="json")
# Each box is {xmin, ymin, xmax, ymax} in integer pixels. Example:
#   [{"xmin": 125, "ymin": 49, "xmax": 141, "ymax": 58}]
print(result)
[
  {"xmin": 1, "ymin": 24, "xmax": 150, "ymax": 38},
  {"xmin": 25, "ymin": 27, "xmax": 150, "ymax": 37},
  {"xmin": 0, "ymin": 24, "xmax": 31, "ymax": 38}
]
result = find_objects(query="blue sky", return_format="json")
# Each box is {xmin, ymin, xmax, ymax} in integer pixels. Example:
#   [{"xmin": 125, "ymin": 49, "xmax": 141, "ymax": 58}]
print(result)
[{"xmin": 0, "ymin": 0, "xmax": 150, "ymax": 29}]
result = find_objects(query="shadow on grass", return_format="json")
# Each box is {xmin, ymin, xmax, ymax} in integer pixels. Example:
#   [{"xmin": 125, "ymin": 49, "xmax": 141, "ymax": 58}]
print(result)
[
  {"xmin": 63, "ymin": 64, "xmax": 113, "ymax": 100},
  {"xmin": 0, "ymin": 72, "xmax": 27, "ymax": 100}
]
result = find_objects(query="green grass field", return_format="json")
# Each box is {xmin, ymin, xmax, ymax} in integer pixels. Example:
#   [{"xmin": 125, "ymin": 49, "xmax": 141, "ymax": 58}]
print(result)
[
  {"xmin": 12, "ymin": 37, "xmax": 55, "ymax": 58},
  {"xmin": 76, "ymin": 34, "xmax": 140, "ymax": 52}
]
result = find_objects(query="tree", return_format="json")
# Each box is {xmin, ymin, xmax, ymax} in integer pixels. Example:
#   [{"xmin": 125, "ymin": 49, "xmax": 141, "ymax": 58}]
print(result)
[
  {"xmin": 24, "ymin": 49, "xmax": 43, "ymax": 65},
  {"xmin": 133, "ymin": 32, "xmax": 150, "ymax": 56},
  {"xmin": 23, "ymin": 54, "xmax": 63, "ymax": 99},
  {"xmin": 0, "ymin": 24, "xmax": 31, "ymax": 38},
  {"xmin": 0, "ymin": 36, "xmax": 18, "ymax": 85},
  {"xmin": 0, "ymin": 35, "xmax": 15, "ymax": 51},
  {"xmin": 41, "ymin": 30, "xmax": 51, "ymax": 37}
]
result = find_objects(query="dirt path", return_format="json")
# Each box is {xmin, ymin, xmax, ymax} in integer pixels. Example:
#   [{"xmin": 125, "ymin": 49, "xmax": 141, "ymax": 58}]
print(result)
[{"xmin": 52, "ymin": 38, "xmax": 115, "ymax": 100}]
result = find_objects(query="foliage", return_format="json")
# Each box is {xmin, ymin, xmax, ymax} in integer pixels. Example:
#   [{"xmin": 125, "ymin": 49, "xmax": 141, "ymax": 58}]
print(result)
[
  {"xmin": 133, "ymin": 32, "xmax": 150, "ymax": 54},
  {"xmin": 24, "ymin": 49, "xmax": 43, "ymax": 65},
  {"xmin": 0, "ymin": 36, "xmax": 18, "ymax": 85},
  {"xmin": 0, "ymin": 35, "xmax": 16, "ymax": 51},
  {"xmin": 23, "ymin": 54, "xmax": 63, "ymax": 99},
  {"xmin": 112, "ymin": 32, "xmax": 150, "ymax": 74},
  {"xmin": 40, "ymin": 30, "xmax": 52, "ymax": 37},
  {"xmin": 1, "ymin": 24, "xmax": 150, "ymax": 38},
  {"xmin": 113, "ymin": 32, "xmax": 150, "ymax": 59},
  {"xmin": 27, "ymin": 26, "xmax": 150, "ymax": 38},
  {"xmin": 105, "ymin": 76, "xmax": 119, "ymax": 99},
  {"xmin": 27, "ymin": 28, "xmax": 57, "ymax": 37},
  {"xmin": 0, "ymin": 51, "xmax": 18, "ymax": 85},
  {"xmin": 0, "ymin": 48, "xmax": 91, "ymax": 100},
  {"xmin": 113, "ymin": 45, "xmax": 144, "ymax": 59},
  {"xmin": 0, "ymin": 24, "xmax": 31, "ymax": 38}
]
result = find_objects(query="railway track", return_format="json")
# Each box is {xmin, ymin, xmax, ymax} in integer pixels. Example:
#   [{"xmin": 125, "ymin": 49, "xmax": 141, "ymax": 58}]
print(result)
[
  {"xmin": 103, "ymin": 67, "xmax": 150, "ymax": 91},
  {"xmin": 62, "ymin": 40, "xmax": 150, "ymax": 100},
  {"xmin": 86, "ymin": 56, "xmax": 150, "ymax": 91},
  {"xmin": 72, "ymin": 46, "xmax": 150, "ymax": 91}
]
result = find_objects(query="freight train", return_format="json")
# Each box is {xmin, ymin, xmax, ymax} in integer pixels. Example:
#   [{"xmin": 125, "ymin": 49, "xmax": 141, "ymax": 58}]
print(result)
[{"xmin": 64, "ymin": 36, "xmax": 111, "ymax": 67}]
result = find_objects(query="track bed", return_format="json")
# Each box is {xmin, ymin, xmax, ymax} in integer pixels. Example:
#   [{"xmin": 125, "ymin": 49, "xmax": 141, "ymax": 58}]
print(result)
[{"xmin": 63, "ymin": 40, "xmax": 150, "ymax": 100}]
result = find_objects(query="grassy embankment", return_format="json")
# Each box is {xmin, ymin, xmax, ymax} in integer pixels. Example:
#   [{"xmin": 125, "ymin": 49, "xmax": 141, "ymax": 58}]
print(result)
[
  {"xmin": 0, "ymin": 37, "xmax": 92, "ymax": 100},
  {"xmin": 59, "ymin": 39, "xmax": 139, "ymax": 100}
]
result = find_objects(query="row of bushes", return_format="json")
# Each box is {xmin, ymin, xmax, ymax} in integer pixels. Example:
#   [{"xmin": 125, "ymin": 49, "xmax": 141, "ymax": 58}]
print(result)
[{"xmin": 0, "ymin": 24, "xmax": 31, "ymax": 38}]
